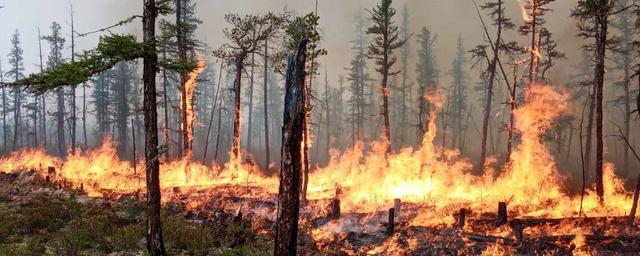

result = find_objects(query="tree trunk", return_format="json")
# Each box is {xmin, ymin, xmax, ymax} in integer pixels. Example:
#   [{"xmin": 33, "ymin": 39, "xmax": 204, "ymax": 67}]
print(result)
[
  {"xmin": 142, "ymin": 0, "xmax": 166, "ymax": 254},
  {"xmin": 594, "ymin": 2, "xmax": 608, "ymax": 203},
  {"xmin": 56, "ymin": 88, "xmax": 65, "ymax": 156},
  {"xmin": 162, "ymin": 50, "xmax": 171, "ymax": 160},
  {"xmin": 177, "ymin": 0, "xmax": 189, "ymax": 157},
  {"xmin": 0, "ymin": 61, "xmax": 5, "ymax": 152},
  {"xmin": 263, "ymin": 40, "xmax": 271, "ymax": 168},
  {"xmin": 38, "ymin": 28, "xmax": 47, "ymax": 148},
  {"xmin": 274, "ymin": 39, "xmax": 307, "ymax": 256},
  {"xmin": 247, "ymin": 52, "xmax": 255, "ymax": 152},
  {"xmin": 70, "ymin": 8, "xmax": 76, "ymax": 154},
  {"xmin": 232, "ymin": 56, "xmax": 245, "ymax": 161}
]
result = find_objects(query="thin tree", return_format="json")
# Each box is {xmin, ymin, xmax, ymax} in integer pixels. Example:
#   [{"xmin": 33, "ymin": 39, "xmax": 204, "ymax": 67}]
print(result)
[
  {"xmin": 366, "ymin": 0, "xmax": 407, "ymax": 153},
  {"xmin": 69, "ymin": 3, "xmax": 77, "ymax": 153},
  {"xmin": 38, "ymin": 28, "xmax": 47, "ymax": 148}
]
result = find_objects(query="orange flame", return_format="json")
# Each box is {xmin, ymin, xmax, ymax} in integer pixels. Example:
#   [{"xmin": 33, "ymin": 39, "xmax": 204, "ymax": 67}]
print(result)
[{"xmin": 182, "ymin": 56, "xmax": 206, "ymax": 156}]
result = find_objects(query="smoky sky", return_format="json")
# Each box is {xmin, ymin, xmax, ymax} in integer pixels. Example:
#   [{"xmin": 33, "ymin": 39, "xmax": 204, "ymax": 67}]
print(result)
[{"xmin": 0, "ymin": 0, "xmax": 581, "ymax": 89}]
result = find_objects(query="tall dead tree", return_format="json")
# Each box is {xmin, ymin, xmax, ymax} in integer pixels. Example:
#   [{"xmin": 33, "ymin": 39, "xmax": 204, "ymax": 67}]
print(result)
[
  {"xmin": 38, "ymin": 28, "xmax": 47, "ymax": 148},
  {"xmin": 274, "ymin": 38, "xmax": 307, "ymax": 256},
  {"xmin": 366, "ymin": 0, "xmax": 407, "ymax": 153}
]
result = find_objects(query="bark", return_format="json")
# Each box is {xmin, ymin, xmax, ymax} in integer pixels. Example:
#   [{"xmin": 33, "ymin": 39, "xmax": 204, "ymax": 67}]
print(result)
[
  {"xmin": 263, "ymin": 40, "xmax": 271, "ymax": 168},
  {"xmin": 56, "ymin": 88, "xmax": 65, "ymax": 156},
  {"xmin": 142, "ymin": 0, "xmax": 166, "ymax": 254},
  {"xmin": 232, "ymin": 56, "xmax": 245, "ymax": 160},
  {"xmin": 274, "ymin": 39, "xmax": 307, "ymax": 256},
  {"xmin": 247, "ymin": 52, "xmax": 255, "ymax": 152},
  {"xmin": 177, "ymin": 0, "xmax": 189, "ymax": 156},
  {"xmin": 479, "ymin": 0, "xmax": 503, "ymax": 168},
  {"xmin": 594, "ymin": 1, "xmax": 608, "ymax": 202}
]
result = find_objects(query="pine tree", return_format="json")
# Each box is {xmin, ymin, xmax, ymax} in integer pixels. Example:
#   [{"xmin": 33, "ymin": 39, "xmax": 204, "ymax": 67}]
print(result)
[
  {"xmin": 366, "ymin": 0, "xmax": 407, "ymax": 153},
  {"xmin": 415, "ymin": 27, "xmax": 439, "ymax": 137},
  {"xmin": 7, "ymin": 30, "xmax": 25, "ymax": 150},
  {"xmin": 42, "ymin": 22, "xmax": 67, "ymax": 156},
  {"xmin": 398, "ymin": 4, "xmax": 412, "ymax": 145},
  {"xmin": 518, "ymin": 0, "xmax": 556, "ymax": 84},
  {"xmin": 346, "ymin": 12, "xmax": 370, "ymax": 144},
  {"xmin": 450, "ymin": 35, "xmax": 468, "ymax": 150}
]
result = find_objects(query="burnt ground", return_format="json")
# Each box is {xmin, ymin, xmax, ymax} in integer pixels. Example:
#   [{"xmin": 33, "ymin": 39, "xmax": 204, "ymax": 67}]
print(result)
[{"xmin": 1, "ymin": 171, "xmax": 640, "ymax": 255}]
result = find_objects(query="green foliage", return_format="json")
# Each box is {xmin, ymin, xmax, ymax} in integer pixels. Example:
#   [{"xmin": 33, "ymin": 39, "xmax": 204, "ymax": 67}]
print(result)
[
  {"xmin": 273, "ymin": 12, "xmax": 327, "ymax": 75},
  {"xmin": 12, "ymin": 34, "xmax": 144, "ymax": 93}
]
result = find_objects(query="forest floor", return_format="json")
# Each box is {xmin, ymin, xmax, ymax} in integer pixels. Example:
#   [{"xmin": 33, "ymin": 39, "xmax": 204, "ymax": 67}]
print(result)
[{"xmin": 2, "ymin": 170, "xmax": 640, "ymax": 255}]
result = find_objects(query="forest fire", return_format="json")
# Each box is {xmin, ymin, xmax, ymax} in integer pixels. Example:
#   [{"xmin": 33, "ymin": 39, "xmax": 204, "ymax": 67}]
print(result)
[
  {"xmin": 1, "ymin": 83, "xmax": 637, "ymax": 254},
  {"xmin": 1, "ymin": 0, "xmax": 640, "ymax": 254}
]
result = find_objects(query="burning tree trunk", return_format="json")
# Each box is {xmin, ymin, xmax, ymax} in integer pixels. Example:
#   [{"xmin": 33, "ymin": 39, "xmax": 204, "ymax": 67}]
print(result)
[
  {"xmin": 247, "ymin": 52, "xmax": 255, "ymax": 152},
  {"xmin": 232, "ymin": 56, "xmax": 245, "ymax": 161},
  {"xmin": 142, "ymin": 0, "xmax": 166, "ymax": 254},
  {"xmin": 274, "ymin": 39, "xmax": 307, "ymax": 256},
  {"xmin": 593, "ymin": 0, "xmax": 609, "ymax": 203}
]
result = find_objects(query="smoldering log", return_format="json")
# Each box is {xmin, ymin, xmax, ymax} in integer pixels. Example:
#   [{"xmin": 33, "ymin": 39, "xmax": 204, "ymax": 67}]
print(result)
[{"xmin": 273, "ymin": 39, "xmax": 308, "ymax": 256}]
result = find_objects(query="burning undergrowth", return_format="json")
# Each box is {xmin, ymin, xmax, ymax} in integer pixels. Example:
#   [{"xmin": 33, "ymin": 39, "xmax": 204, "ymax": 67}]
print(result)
[{"xmin": 0, "ymin": 84, "xmax": 639, "ymax": 255}]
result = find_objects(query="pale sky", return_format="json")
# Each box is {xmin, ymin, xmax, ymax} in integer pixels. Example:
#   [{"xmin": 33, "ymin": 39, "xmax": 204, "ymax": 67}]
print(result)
[{"xmin": 0, "ymin": 0, "xmax": 581, "ymax": 87}]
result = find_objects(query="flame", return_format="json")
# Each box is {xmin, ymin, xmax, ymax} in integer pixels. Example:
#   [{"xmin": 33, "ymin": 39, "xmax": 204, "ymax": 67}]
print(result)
[
  {"xmin": 182, "ymin": 56, "xmax": 206, "ymax": 156},
  {"xmin": 517, "ymin": 0, "xmax": 533, "ymax": 23},
  {"xmin": 0, "ymin": 81, "xmax": 636, "ymax": 248}
]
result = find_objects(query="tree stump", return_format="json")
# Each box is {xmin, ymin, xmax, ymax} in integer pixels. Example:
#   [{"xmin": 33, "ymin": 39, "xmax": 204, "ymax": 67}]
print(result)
[
  {"xmin": 456, "ymin": 208, "xmax": 466, "ymax": 228},
  {"xmin": 385, "ymin": 208, "xmax": 395, "ymax": 236},
  {"xmin": 496, "ymin": 202, "xmax": 507, "ymax": 226},
  {"xmin": 393, "ymin": 198, "xmax": 401, "ymax": 221},
  {"xmin": 326, "ymin": 198, "xmax": 340, "ymax": 220}
]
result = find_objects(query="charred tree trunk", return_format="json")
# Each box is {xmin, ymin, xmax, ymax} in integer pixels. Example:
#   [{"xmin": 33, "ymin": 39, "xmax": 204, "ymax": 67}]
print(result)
[
  {"xmin": 263, "ymin": 40, "xmax": 271, "ymax": 168},
  {"xmin": 506, "ymin": 67, "xmax": 518, "ymax": 163},
  {"xmin": 177, "ymin": 0, "xmax": 189, "ymax": 157},
  {"xmin": 0, "ymin": 62, "xmax": 5, "ymax": 152},
  {"xmin": 142, "ymin": 0, "xmax": 166, "ymax": 254},
  {"xmin": 232, "ymin": 56, "xmax": 246, "ymax": 161},
  {"xmin": 247, "ymin": 52, "xmax": 255, "ymax": 152},
  {"xmin": 593, "ymin": 1, "xmax": 608, "ymax": 203},
  {"xmin": 584, "ymin": 82, "xmax": 596, "ymax": 182},
  {"xmin": 274, "ymin": 39, "xmax": 307, "ymax": 256},
  {"xmin": 56, "ymin": 88, "xmax": 65, "ymax": 156}
]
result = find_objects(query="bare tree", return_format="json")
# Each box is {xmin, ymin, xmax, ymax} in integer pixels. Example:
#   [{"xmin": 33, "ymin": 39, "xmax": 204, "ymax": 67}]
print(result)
[{"xmin": 274, "ymin": 39, "xmax": 307, "ymax": 256}]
